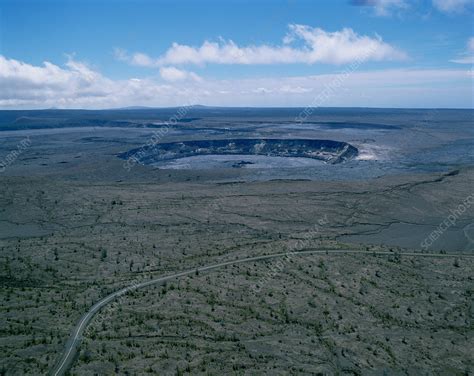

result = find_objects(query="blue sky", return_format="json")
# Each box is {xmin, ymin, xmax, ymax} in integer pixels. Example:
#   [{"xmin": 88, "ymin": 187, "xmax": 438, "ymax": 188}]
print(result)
[{"xmin": 0, "ymin": 0, "xmax": 473, "ymax": 108}]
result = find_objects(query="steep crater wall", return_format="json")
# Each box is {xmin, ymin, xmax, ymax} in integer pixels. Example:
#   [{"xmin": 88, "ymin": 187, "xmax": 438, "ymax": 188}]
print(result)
[{"xmin": 119, "ymin": 138, "xmax": 358, "ymax": 165}]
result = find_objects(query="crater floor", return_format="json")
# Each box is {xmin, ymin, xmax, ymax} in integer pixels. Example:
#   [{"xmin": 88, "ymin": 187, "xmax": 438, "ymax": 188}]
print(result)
[{"xmin": 118, "ymin": 138, "xmax": 359, "ymax": 169}]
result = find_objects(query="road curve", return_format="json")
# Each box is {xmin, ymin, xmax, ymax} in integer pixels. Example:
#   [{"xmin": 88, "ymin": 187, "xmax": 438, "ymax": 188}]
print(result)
[{"xmin": 51, "ymin": 249, "xmax": 473, "ymax": 375}]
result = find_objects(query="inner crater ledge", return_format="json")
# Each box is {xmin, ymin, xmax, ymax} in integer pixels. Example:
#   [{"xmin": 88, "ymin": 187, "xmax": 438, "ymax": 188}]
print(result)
[{"xmin": 118, "ymin": 138, "xmax": 359, "ymax": 167}]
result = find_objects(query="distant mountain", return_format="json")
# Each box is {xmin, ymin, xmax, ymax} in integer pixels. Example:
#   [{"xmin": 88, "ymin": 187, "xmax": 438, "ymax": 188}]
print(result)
[
  {"xmin": 113, "ymin": 106, "xmax": 158, "ymax": 110},
  {"xmin": 112, "ymin": 104, "xmax": 218, "ymax": 110}
]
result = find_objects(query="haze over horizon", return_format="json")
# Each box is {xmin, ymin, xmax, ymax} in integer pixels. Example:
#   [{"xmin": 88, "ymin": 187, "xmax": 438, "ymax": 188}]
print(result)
[{"xmin": 0, "ymin": 0, "xmax": 473, "ymax": 109}]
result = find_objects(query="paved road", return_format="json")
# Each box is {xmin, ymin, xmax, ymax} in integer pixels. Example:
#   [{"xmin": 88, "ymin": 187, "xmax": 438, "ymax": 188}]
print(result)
[{"xmin": 51, "ymin": 249, "xmax": 473, "ymax": 376}]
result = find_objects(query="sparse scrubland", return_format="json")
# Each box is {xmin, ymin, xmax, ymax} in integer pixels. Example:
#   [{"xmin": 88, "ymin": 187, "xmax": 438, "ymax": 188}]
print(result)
[
  {"xmin": 1, "ymin": 165, "xmax": 473, "ymax": 375},
  {"xmin": 0, "ymin": 109, "xmax": 473, "ymax": 375}
]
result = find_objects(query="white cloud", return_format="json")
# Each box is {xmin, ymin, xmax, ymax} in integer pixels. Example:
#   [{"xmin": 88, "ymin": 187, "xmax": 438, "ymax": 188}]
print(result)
[
  {"xmin": 432, "ymin": 0, "xmax": 472, "ymax": 13},
  {"xmin": 450, "ymin": 37, "xmax": 474, "ymax": 64},
  {"xmin": 0, "ymin": 55, "xmax": 471, "ymax": 109},
  {"xmin": 115, "ymin": 48, "xmax": 156, "ymax": 67},
  {"xmin": 0, "ymin": 55, "xmax": 110, "ymax": 101},
  {"xmin": 351, "ymin": 0, "xmax": 409, "ymax": 16},
  {"xmin": 117, "ymin": 25, "xmax": 406, "ymax": 67},
  {"xmin": 0, "ymin": 55, "xmax": 170, "ymax": 108},
  {"xmin": 375, "ymin": 0, "xmax": 408, "ymax": 15},
  {"xmin": 159, "ymin": 66, "xmax": 201, "ymax": 82},
  {"xmin": 279, "ymin": 85, "xmax": 313, "ymax": 94},
  {"xmin": 252, "ymin": 87, "xmax": 272, "ymax": 94}
]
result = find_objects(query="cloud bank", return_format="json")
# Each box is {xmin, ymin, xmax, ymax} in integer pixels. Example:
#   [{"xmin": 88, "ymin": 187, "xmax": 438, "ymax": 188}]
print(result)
[
  {"xmin": 0, "ymin": 54, "xmax": 471, "ymax": 109},
  {"xmin": 0, "ymin": 55, "xmax": 171, "ymax": 108},
  {"xmin": 117, "ymin": 25, "xmax": 406, "ymax": 67}
]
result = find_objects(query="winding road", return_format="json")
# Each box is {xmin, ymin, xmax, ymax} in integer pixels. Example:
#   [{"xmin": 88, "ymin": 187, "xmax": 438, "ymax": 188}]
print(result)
[{"xmin": 51, "ymin": 249, "xmax": 473, "ymax": 376}]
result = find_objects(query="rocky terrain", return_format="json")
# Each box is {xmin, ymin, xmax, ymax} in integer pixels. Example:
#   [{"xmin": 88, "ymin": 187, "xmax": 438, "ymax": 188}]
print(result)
[
  {"xmin": 0, "ymin": 108, "xmax": 473, "ymax": 375},
  {"xmin": 118, "ymin": 138, "xmax": 358, "ymax": 166},
  {"xmin": 0, "ymin": 164, "xmax": 473, "ymax": 374}
]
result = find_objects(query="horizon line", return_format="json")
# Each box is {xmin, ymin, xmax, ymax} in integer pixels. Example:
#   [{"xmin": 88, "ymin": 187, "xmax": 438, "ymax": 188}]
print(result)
[{"xmin": 0, "ymin": 105, "xmax": 473, "ymax": 111}]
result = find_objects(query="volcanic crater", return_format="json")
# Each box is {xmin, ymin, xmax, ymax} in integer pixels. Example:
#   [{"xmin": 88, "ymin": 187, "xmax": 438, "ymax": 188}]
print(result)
[{"xmin": 119, "ymin": 138, "xmax": 359, "ymax": 167}]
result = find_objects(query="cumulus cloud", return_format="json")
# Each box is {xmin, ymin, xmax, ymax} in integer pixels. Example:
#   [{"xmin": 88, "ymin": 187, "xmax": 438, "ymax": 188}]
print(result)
[
  {"xmin": 350, "ymin": 0, "xmax": 409, "ymax": 16},
  {"xmin": 450, "ymin": 37, "xmax": 474, "ymax": 64},
  {"xmin": 0, "ymin": 55, "xmax": 110, "ymax": 102},
  {"xmin": 114, "ymin": 48, "xmax": 156, "ymax": 67},
  {"xmin": 279, "ymin": 85, "xmax": 313, "ymax": 94},
  {"xmin": 432, "ymin": 0, "xmax": 472, "ymax": 13},
  {"xmin": 116, "ymin": 25, "xmax": 406, "ymax": 67},
  {"xmin": 252, "ymin": 87, "xmax": 272, "ymax": 94},
  {"xmin": 159, "ymin": 66, "xmax": 201, "ymax": 82},
  {"xmin": 0, "ymin": 55, "xmax": 471, "ymax": 109},
  {"xmin": 0, "ymin": 55, "xmax": 171, "ymax": 108}
]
